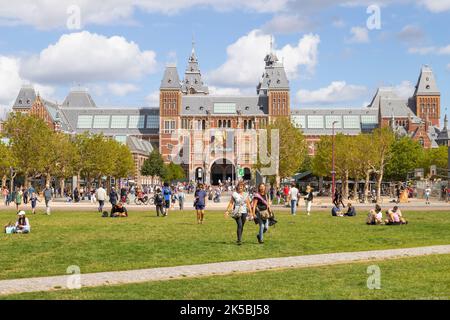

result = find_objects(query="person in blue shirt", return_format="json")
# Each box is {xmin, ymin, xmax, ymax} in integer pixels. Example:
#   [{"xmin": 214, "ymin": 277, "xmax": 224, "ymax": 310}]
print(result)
[
  {"xmin": 30, "ymin": 192, "xmax": 40, "ymax": 215},
  {"xmin": 195, "ymin": 183, "xmax": 208, "ymax": 224},
  {"xmin": 162, "ymin": 182, "xmax": 172, "ymax": 217}
]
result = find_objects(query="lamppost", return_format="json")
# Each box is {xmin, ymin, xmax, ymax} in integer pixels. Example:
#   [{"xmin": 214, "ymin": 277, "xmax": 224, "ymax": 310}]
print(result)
[{"xmin": 331, "ymin": 121, "xmax": 338, "ymax": 200}]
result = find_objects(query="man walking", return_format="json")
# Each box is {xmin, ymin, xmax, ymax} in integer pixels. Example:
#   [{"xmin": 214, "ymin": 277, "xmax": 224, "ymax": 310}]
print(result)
[
  {"xmin": 288, "ymin": 183, "xmax": 299, "ymax": 216},
  {"xmin": 425, "ymin": 186, "xmax": 431, "ymax": 205},
  {"xmin": 96, "ymin": 184, "xmax": 107, "ymax": 213},
  {"xmin": 162, "ymin": 182, "xmax": 172, "ymax": 216},
  {"xmin": 43, "ymin": 184, "xmax": 53, "ymax": 215},
  {"xmin": 109, "ymin": 187, "xmax": 118, "ymax": 207},
  {"xmin": 178, "ymin": 187, "xmax": 185, "ymax": 211}
]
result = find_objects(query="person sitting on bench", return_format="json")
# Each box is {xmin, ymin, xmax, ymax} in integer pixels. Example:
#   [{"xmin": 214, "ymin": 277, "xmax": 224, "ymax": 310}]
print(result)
[{"xmin": 110, "ymin": 202, "xmax": 128, "ymax": 217}]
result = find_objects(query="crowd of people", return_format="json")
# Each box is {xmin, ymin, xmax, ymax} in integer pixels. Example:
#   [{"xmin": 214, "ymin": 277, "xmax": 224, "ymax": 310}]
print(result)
[{"xmin": 2, "ymin": 178, "xmax": 413, "ymax": 240}]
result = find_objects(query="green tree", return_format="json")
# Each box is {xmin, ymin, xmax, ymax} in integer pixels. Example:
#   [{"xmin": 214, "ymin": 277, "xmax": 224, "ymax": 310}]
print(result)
[
  {"xmin": 368, "ymin": 128, "xmax": 396, "ymax": 202},
  {"xmin": 141, "ymin": 149, "xmax": 166, "ymax": 178},
  {"xmin": 163, "ymin": 162, "xmax": 185, "ymax": 182},
  {"xmin": 421, "ymin": 146, "xmax": 448, "ymax": 178},
  {"xmin": 111, "ymin": 141, "xmax": 135, "ymax": 185},
  {"xmin": 2, "ymin": 112, "xmax": 54, "ymax": 186},
  {"xmin": 0, "ymin": 141, "xmax": 17, "ymax": 189},
  {"xmin": 385, "ymin": 136, "xmax": 424, "ymax": 181},
  {"xmin": 257, "ymin": 117, "xmax": 307, "ymax": 185}
]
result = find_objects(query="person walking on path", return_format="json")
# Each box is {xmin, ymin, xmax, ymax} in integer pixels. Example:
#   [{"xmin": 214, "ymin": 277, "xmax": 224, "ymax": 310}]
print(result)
[
  {"xmin": 177, "ymin": 188, "xmax": 186, "ymax": 211},
  {"xmin": 194, "ymin": 183, "xmax": 207, "ymax": 224},
  {"xmin": 288, "ymin": 183, "xmax": 299, "ymax": 216},
  {"xmin": 154, "ymin": 188, "xmax": 164, "ymax": 217},
  {"xmin": 96, "ymin": 185, "xmax": 107, "ymax": 213},
  {"xmin": 43, "ymin": 184, "xmax": 53, "ymax": 215},
  {"xmin": 225, "ymin": 182, "xmax": 253, "ymax": 245},
  {"xmin": 2, "ymin": 187, "xmax": 9, "ymax": 206},
  {"xmin": 251, "ymin": 184, "xmax": 272, "ymax": 244},
  {"xmin": 14, "ymin": 187, "xmax": 23, "ymax": 211},
  {"xmin": 425, "ymin": 186, "xmax": 431, "ymax": 205},
  {"xmin": 162, "ymin": 182, "xmax": 172, "ymax": 217},
  {"xmin": 30, "ymin": 192, "xmax": 40, "ymax": 215},
  {"xmin": 304, "ymin": 185, "xmax": 314, "ymax": 216},
  {"xmin": 109, "ymin": 187, "xmax": 118, "ymax": 207}
]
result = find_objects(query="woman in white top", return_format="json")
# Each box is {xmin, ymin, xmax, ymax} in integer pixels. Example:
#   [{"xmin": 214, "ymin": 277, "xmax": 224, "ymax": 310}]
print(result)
[
  {"xmin": 15, "ymin": 211, "xmax": 31, "ymax": 233},
  {"xmin": 225, "ymin": 182, "xmax": 253, "ymax": 245}
]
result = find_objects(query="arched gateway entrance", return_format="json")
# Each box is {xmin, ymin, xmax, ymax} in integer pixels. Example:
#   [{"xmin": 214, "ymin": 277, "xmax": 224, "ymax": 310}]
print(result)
[{"xmin": 210, "ymin": 159, "xmax": 235, "ymax": 185}]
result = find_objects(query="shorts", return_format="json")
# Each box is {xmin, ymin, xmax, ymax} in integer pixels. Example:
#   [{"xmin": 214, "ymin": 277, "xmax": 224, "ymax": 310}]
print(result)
[
  {"xmin": 164, "ymin": 200, "xmax": 170, "ymax": 208},
  {"xmin": 195, "ymin": 204, "xmax": 205, "ymax": 211}
]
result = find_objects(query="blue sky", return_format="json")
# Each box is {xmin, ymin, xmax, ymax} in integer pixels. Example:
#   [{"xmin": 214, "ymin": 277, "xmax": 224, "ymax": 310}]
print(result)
[{"xmin": 0, "ymin": 0, "xmax": 449, "ymax": 124}]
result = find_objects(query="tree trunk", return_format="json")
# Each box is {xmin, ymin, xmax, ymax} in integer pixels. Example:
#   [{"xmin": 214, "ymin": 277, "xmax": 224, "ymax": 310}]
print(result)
[
  {"xmin": 45, "ymin": 173, "xmax": 52, "ymax": 187},
  {"xmin": 364, "ymin": 170, "xmax": 371, "ymax": 203},
  {"xmin": 59, "ymin": 178, "xmax": 65, "ymax": 198},
  {"xmin": 352, "ymin": 179, "xmax": 358, "ymax": 200},
  {"xmin": 376, "ymin": 170, "xmax": 384, "ymax": 204},
  {"xmin": 77, "ymin": 172, "xmax": 81, "ymax": 190},
  {"xmin": 9, "ymin": 173, "xmax": 16, "ymax": 192},
  {"xmin": 2, "ymin": 175, "xmax": 6, "ymax": 189}
]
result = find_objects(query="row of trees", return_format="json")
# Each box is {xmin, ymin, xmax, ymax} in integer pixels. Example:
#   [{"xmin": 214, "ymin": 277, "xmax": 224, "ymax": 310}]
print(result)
[
  {"xmin": 141, "ymin": 149, "xmax": 185, "ymax": 183},
  {"xmin": 311, "ymin": 128, "xmax": 448, "ymax": 201},
  {"xmin": 0, "ymin": 113, "xmax": 135, "ymax": 192}
]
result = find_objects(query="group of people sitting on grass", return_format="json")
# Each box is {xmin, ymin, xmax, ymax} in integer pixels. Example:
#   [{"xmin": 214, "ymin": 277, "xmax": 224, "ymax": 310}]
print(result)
[
  {"xmin": 366, "ymin": 205, "xmax": 408, "ymax": 225},
  {"xmin": 331, "ymin": 202, "xmax": 357, "ymax": 217},
  {"xmin": 4, "ymin": 211, "xmax": 31, "ymax": 234}
]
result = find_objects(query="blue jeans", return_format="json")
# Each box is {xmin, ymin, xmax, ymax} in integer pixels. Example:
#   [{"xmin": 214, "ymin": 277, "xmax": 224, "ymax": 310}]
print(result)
[
  {"xmin": 290, "ymin": 200, "xmax": 297, "ymax": 215},
  {"xmin": 258, "ymin": 215, "xmax": 269, "ymax": 241}
]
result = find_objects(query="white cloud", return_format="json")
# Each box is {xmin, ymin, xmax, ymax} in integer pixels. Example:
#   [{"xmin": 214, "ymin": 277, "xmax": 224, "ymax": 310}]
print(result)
[
  {"xmin": 20, "ymin": 31, "xmax": 158, "ymax": 84},
  {"xmin": 145, "ymin": 90, "xmax": 160, "ymax": 106},
  {"xmin": 332, "ymin": 17, "xmax": 346, "ymax": 28},
  {"xmin": 417, "ymin": 0, "xmax": 450, "ymax": 12},
  {"xmin": 409, "ymin": 45, "xmax": 450, "ymax": 55},
  {"xmin": 347, "ymin": 26, "xmax": 370, "ymax": 43},
  {"xmin": 108, "ymin": 83, "xmax": 140, "ymax": 96},
  {"xmin": 0, "ymin": 55, "xmax": 56, "ymax": 109},
  {"xmin": 297, "ymin": 81, "xmax": 367, "ymax": 106},
  {"xmin": 393, "ymin": 80, "xmax": 414, "ymax": 98},
  {"xmin": 209, "ymin": 86, "xmax": 242, "ymax": 96},
  {"xmin": 0, "ymin": 56, "xmax": 23, "ymax": 105},
  {"xmin": 208, "ymin": 30, "xmax": 320, "ymax": 88},
  {"xmin": 397, "ymin": 25, "xmax": 425, "ymax": 44},
  {"xmin": 262, "ymin": 14, "xmax": 313, "ymax": 34},
  {"xmin": 0, "ymin": 0, "xmax": 289, "ymax": 29}
]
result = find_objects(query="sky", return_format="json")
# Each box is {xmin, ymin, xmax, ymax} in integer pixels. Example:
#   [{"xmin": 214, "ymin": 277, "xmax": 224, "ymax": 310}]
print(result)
[{"xmin": 0, "ymin": 0, "xmax": 449, "ymax": 124}]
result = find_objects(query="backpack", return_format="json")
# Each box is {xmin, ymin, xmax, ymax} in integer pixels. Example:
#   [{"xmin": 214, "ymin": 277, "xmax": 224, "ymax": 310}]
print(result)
[{"xmin": 155, "ymin": 193, "xmax": 163, "ymax": 205}]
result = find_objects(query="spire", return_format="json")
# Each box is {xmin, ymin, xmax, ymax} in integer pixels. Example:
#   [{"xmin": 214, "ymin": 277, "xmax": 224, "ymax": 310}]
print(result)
[
  {"xmin": 444, "ymin": 114, "xmax": 448, "ymax": 130},
  {"xmin": 190, "ymin": 34, "xmax": 197, "ymax": 62},
  {"xmin": 270, "ymin": 35, "xmax": 273, "ymax": 54},
  {"xmin": 391, "ymin": 109, "xmax": 396, "ymax": 130}
]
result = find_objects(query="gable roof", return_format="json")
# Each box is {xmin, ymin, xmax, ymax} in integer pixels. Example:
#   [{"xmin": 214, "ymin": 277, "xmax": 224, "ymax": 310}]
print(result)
[
  {"xmin": 62, "ymin": 88, "xmax": 97, "ymax": 108},
  {"xmin": 13, "ymin": 85, "xmax": 36, "ymax": 110},
  {"xmin": 414, "ymin": 65, "xmax": 440, "ymax": 96}
]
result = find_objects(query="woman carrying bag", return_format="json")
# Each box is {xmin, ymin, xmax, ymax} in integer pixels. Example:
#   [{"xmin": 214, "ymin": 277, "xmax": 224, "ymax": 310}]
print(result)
[
  {"xmin": 225, "ymin": 182, "xmax": 253, "ymax": 245},
  {"xmin": 251, "ymin": 184, "xmax": 273, "ymax": 244}
]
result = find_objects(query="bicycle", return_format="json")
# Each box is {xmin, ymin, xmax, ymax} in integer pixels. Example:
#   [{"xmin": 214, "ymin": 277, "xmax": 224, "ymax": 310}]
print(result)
[{"xmin": 135, "ymin": 195, "xmax": 149, "ymax": 205}]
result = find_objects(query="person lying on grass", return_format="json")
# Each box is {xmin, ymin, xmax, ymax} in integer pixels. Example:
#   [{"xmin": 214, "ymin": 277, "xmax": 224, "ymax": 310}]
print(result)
[
  {"xmin": 110, "ymin": 202, "xmax": 128, "ymax": 217},
  {"xmin": 385, "ymin": 206, "xmax": 408, "ymax": 225},
  {"xmin": 366, "ymin": 204, "xmax": 383, "ymax": 225}
]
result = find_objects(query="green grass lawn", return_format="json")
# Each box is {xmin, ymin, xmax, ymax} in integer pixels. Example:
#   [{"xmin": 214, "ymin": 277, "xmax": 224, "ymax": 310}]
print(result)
[
  {"xmin": 0, "ymin": 209, "xmax": 449, "ymax": 281},
  {"xmin": 3, "ymin": 254, "xmax": 449, "ymax": 300}
]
